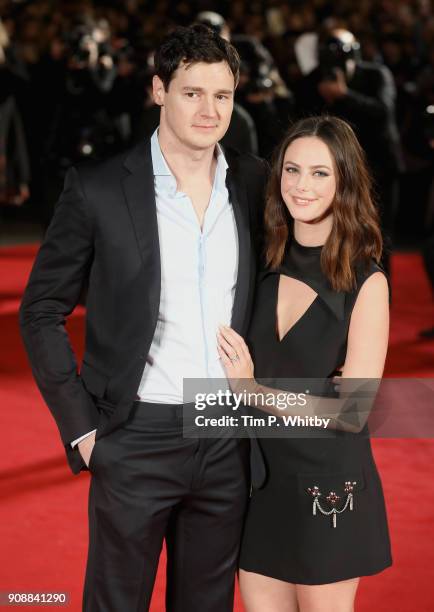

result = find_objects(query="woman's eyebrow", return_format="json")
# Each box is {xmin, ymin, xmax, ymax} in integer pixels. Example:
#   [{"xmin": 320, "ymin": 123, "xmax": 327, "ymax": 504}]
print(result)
[{"xmin": 283, "ymin": 160, "xmax": 332, "ymax": 170}]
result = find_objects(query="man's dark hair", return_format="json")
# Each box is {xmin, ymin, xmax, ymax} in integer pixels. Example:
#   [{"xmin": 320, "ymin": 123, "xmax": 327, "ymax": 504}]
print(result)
[{"xmin": 154, "ymin": 24, "xmax": 240, "ymax": 91}]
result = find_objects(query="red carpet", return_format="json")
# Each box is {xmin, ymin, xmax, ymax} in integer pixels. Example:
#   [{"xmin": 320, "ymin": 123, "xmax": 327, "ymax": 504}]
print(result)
[{"xmin": 1, "ymin": 245, "xmax": 433, "ymax": 611}]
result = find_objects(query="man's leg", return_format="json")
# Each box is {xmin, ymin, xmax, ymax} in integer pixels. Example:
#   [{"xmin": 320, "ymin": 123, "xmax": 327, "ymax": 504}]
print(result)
[
  {"xmin": 83, "ymin": 473, "xmax": 169, "ymax": 611},
  {"xmin": 82, "ymin": 404, "xmax": 200, "ymax": 611},
  {"xmin": 165, "ymin": 437, "xmax": 250, "ymax": 612}
]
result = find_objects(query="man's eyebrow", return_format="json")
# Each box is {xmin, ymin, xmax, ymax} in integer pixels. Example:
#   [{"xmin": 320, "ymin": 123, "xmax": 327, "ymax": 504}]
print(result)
[
  {"xmin": 284, "ymin": 160, "xmax": 332, "ymax": 170},
  {"xmin": 181, "ymin": 87, "xmax": 233, "ymax": 94}
]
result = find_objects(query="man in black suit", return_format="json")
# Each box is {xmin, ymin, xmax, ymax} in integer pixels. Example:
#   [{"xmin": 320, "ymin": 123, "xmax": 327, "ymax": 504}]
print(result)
[{"xmin": 20, "ymin": 25, "xmax": 267, "ymax": 612}]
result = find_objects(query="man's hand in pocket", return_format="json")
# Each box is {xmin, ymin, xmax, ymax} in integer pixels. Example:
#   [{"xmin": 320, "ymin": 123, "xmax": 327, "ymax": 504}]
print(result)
[{"xmin": 78, "ymin": 432, "xmax": 96, "ymax": 468}]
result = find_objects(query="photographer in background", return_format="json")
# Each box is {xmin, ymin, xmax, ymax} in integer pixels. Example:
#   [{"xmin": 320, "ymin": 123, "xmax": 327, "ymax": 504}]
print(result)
[
  {"xmin": 232, "ymin": 33, "xmax": 294, "ymax": 159},
  {"xmin": 296, "ymin": 27, "xmax": 403, "ymax": 274},
  {"xmin": 41, "ymin": 18, "xmax": 131, "ymax": 225},
  {"xmin": 64, "ymin": 18, "xmax": 116, "ymax": 94},
  {"xmin": 46, "ymin": 17, "xmax": 121, "ymax": 166}
]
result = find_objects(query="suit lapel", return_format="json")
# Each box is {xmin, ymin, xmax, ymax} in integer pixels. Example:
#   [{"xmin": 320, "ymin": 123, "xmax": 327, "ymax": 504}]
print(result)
[
  {"xmin": 225, "ymin": 154, "xmax": 252, "ymax": 334},
  {"xmin": 122, "ymin": 140, "xmax": 161, "ymax": 314}
]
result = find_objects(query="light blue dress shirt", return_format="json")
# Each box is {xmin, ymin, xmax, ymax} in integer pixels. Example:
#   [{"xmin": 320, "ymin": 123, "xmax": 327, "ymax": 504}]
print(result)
[{"xmin": 137, "ymin": 129, "xmax": 239, "ymax": 403}]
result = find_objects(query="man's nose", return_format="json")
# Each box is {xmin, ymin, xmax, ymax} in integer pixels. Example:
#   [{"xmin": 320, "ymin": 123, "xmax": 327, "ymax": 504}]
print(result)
[{"xmin": 200, "ymin": 96, "xmax": 217, "ymax": 117}]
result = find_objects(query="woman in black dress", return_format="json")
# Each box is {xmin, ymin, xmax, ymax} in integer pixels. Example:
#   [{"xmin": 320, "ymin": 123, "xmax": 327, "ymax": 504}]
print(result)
[{"xmin": 217, "ymin": 116, "xmax": 392, "ymax": 611}]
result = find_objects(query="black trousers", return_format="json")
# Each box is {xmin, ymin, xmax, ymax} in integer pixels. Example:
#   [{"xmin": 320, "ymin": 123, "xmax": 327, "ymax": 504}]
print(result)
[{"xmin": 83, "ymin": 401, "xmax": 250, "ymax": 612}]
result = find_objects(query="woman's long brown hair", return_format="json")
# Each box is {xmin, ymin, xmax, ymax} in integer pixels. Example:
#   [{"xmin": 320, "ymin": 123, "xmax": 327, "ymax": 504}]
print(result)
[{"xmin": 264, "ymin": 115, "xmax": 383, "ymax": 292}]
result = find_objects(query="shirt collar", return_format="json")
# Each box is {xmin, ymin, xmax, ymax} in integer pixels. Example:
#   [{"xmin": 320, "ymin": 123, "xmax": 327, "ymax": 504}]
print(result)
[
  {"xmin": 213, "ymin": 142, "xmax": 229, "ymax": 197},
  {"xmin": 151, "ymin": 128, "xmax": 172, "ymax": 177},
  {"xmin": 150, "ymin": 128, "xmax": 228, "ymax": 195}
]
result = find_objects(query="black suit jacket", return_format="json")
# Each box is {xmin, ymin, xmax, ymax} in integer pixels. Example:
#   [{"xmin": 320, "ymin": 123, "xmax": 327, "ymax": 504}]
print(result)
[{"xmin": 19, "ymin": 138, "xmax": 268, "ymax": 475}]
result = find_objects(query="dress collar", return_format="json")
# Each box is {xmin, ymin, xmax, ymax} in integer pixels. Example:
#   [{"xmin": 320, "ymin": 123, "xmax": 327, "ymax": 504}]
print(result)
[{"xmin": 271, "ymin": 238, "xmax": 346, "ymax": 321}]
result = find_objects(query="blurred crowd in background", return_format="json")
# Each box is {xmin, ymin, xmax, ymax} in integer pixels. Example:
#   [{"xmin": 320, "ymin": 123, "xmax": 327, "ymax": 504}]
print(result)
[{"xmin": 1, "ymin": 0, "xmax": 434, "ymax": 322}]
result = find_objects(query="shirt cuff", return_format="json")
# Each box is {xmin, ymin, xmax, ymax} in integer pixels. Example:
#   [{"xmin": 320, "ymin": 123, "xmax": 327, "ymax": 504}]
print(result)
[{"xmin": 71, "ymin": 429, "xmax": 97, "ymax": 448}]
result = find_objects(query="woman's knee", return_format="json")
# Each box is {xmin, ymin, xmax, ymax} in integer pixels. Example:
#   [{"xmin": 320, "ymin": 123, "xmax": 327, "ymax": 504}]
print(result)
[
  {"xmin": 296, "ymin": 578, "xmax": 359, "ymax": 612},
  {"xmin": 239, "ymin": 569, "xmax": 298, "ymax": 612}
]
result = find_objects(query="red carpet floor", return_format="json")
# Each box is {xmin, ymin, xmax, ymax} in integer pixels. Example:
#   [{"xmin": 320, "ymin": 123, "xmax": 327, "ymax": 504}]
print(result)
[{"xmin": 1, "ymin": 245, "xmax": 434, "ymax": 611}]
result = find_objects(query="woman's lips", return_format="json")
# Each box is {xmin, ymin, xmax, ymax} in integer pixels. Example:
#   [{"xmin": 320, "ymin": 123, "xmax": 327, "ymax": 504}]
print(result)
[{"xmin": 292, "ymin": 196, "xmax": 317, "ymax": 205}]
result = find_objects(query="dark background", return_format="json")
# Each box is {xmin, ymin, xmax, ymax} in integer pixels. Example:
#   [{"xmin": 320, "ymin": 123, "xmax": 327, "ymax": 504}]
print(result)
[{"xmin": 0, "ymin": 0, "xmax": 433, "ymax": 249}]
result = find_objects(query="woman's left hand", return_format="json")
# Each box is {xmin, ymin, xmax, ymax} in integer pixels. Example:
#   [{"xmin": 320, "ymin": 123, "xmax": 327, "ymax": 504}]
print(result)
[{"xmin": 217, "ymin": 325, "xmax": 255, "ymax": 390}]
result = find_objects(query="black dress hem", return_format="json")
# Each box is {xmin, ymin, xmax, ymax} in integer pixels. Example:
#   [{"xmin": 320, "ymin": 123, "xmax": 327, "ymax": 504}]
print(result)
[{"xmin": 238, "ymin": 557, "xmax": 393, "ymax": 586}]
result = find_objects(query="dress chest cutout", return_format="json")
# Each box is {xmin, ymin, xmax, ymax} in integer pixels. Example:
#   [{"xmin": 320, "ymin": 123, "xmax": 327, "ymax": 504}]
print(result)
[{"xmin": 275, "ymin": 275, "xmax": 318, "ymax": 342}]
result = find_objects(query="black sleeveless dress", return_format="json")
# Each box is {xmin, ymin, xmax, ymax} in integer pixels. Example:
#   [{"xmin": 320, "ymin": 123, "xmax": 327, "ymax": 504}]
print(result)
[{"xmin": 239, "ymin": 239, "xmax": 392, "ymax": 585}]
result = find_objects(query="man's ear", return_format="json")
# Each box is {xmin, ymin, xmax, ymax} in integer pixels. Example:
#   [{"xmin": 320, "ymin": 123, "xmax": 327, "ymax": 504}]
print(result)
[{"xmin": 152, "ymin": 75, "xmax": 166, "ymax": 106}]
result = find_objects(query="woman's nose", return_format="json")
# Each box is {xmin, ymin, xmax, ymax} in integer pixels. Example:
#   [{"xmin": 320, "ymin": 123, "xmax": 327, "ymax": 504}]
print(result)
[{"xmin": 295, "ymin": 173, "xmax": 311, "ymax": 192}]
